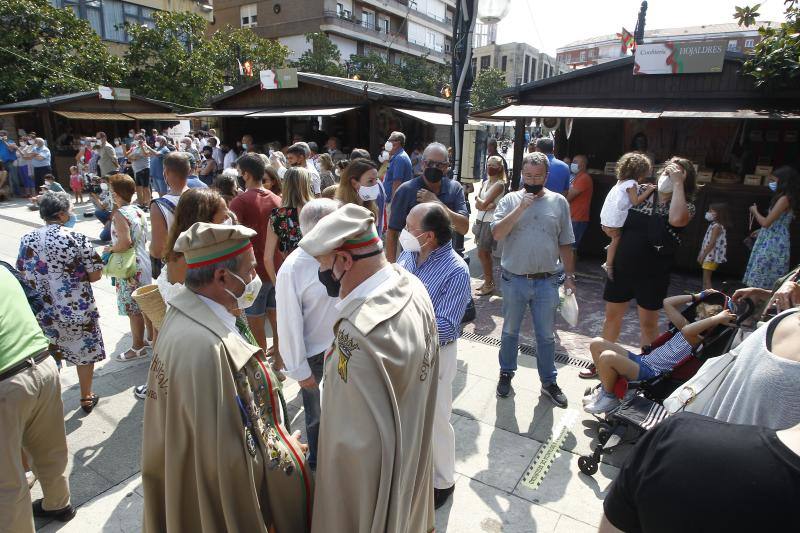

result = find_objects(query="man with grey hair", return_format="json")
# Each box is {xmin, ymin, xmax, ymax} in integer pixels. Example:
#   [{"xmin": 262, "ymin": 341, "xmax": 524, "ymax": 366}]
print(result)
[
  {"xmin": 491, "ymin": 151, "xmax": 576, "ymax": 407},
  {"xmin": 276, "ymin": 198, "xmax": 341, "ymax": 470},
  {"xmin": 142, "ymin": 222, "xmax": 311, "ymax": 533},
  {"xmin": 383, "ymin": 130, "xmax": 413, "ymax": 206},
  {"xmin": 386, "ymin": 142, "xmax": 468, "ymax": 262}
]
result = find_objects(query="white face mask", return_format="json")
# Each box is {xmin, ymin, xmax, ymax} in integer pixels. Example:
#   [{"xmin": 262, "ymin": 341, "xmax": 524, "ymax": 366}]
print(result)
[
  {"xmin": 154, "ymin": 142, "xmax": 161, "ymax": 148},
  {"xmin": 384, "ymin": 141, "xmax": 394, "ymax": 152},
  {"xmin": 399, "ymin": 228, "xmax": 422, "ymax": 253},
  {"xmin": 225, "ymin": 271, "xmax": 262, "ymax": 310},
  {"xmin": 378, "ymin": 150, "xmax": 389, "ymax": 163},
  {"xmin": 100, "ymin": 183, "xmax": 108, "ymax": 192},
  {"xmin": 570, "ymin": 162, "xmax": 579, "ymax": 174},
  {"xmin": 358, "ymin": 183, "xmax": 381, "ymax": 201},
  {"xmin": 705, "ymin": 211, "xmax": 715, "ymax": 222},
  {"xmin": 27, "ymin": 140, "xmax": 34, "ymax": 145},
  {"xmin": 657, "ymin": 173, "xmax": 674, "ymax": 194}
]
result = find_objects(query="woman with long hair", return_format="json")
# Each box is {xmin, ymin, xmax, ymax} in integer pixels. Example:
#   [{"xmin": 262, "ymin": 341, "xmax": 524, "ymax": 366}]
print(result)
[
  {"xmin": 263, "ymin": 167, "xmax": 314, "ymax": 374},
  {"xmin": 473, "ymin": 155, "xmax": 507, "ymax": 295},
  {"xmin": 335, "ymin": 158, "xmax": 386, "ymax": 236},
  {"xmin": 264, "ymin": 165, "xmax": 282, "ymax": 196},
  {"xmin": 743, "ymin": 165, "xmax": 799, "ymax": 289},
  {"xmin": 318, "ymin": 153, "xmax": 336, "ymax": 190}
]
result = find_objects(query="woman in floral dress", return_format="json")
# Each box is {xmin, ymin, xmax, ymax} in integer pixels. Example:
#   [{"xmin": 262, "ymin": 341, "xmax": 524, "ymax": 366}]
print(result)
[
  {"xmin": 106, "ymin": 173, "xmax": 153, "ymax": 361},
  {"xmin": 17, "ymin": 191, "xmax": 105, "ymax": 413},
  {"xmin": 743, "ymin": 166, "xmax": 799, "ymax": 289}
]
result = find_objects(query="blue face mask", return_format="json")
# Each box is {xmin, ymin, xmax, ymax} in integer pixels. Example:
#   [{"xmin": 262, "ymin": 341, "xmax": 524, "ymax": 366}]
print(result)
[
  {"xmin": 65, "ymin": 214, "xmax": 77, "ymax": 228},
  {"xmin": 768, "ymin": 181, "xmax": 777, "ymax": 192}
]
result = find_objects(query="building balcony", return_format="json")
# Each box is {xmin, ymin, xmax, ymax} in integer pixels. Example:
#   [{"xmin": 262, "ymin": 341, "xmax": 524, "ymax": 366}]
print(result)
[
  {"xmin": 358, "ymin": 0, "xmax": 453, "ymax": 35},
  {"xmin": 322, "ymin": 10, "xmax": 449, "ymax": 63}
]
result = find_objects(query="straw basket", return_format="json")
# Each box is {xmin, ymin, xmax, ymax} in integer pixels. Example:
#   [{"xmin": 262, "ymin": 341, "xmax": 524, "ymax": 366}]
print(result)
[{"xmin": 132, "ymin": 284, "xmax": 167, "ymax": 329}]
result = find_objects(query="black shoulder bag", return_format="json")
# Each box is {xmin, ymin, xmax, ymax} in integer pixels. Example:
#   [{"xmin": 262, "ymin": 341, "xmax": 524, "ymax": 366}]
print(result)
[{"xmin": 647, "ymin": 194, "xmax": 680, "ymax": 256}]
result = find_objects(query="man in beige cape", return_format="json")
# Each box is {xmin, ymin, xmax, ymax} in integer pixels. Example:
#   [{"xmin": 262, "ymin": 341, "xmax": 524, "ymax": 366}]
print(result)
[
  {"xmin": 141, "ymin": 223, "xmax": 313, "ymax": 533},
  {"xmin": 300, "ymin": 204, "xmax": 439, "ymax": 533}
]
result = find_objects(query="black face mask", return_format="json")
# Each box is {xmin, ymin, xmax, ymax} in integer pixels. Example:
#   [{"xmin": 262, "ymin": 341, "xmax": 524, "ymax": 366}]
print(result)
[
  {"xmin": 523, "ymin": 183, "xmax": 543, "ymax": 195},
  {"xmin": 424, "ymin": 167, "xmax": 444, "ymax": 183},
  {"xmin": 318, "ymin": 266, "xmax": 342, "ymax": 298}
]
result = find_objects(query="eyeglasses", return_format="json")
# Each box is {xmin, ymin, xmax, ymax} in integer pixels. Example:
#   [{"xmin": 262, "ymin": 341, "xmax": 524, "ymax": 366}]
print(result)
[{"xmin": 424, "ymin": 160, "xmax": 448, "ymax": 170}]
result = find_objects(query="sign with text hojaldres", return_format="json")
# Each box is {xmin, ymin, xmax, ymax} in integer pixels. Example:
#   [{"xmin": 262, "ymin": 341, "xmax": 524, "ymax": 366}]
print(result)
[{"xmin": 633, "ymin": 40, "xmax": 725, "ymax": 75}]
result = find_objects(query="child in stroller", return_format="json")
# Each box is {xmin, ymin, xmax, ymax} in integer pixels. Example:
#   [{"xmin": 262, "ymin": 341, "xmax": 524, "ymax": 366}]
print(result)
[{"xmin": 583, "ymin": 290, "xmax": 737, "ymax": 415}]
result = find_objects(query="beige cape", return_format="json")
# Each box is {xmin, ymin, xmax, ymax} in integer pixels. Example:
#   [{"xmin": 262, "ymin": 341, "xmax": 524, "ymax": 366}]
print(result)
[{"xmin": 311, "ymin": 266, "xmax": 439, "ymax": 533}]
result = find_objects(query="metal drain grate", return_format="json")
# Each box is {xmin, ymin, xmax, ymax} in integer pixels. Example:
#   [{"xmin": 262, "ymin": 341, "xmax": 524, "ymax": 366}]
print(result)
[{"xmin": 460, "ymin": 331, "xmax": 593, "ymax": 369}]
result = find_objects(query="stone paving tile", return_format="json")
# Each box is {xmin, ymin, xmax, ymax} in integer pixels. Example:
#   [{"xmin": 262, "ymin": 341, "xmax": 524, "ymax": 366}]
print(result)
[
  {"xmin": 553, "ymin": 514, "xmax": 599, "ymax": 533},
  {"xmin": 435, "ymin": 475, "xmax": 562, "ymax": 533}
]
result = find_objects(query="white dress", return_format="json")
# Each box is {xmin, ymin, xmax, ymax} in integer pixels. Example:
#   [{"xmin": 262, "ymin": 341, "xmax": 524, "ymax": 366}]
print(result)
[{"xmin": 600, "ymin": 179, "xmax": 637, "ymax": 228}]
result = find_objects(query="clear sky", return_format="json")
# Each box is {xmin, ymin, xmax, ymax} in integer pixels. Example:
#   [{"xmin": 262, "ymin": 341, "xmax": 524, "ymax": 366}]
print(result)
[{"xmin": 493, "ymin": 0, "xmax": 788, "ymax": 56}]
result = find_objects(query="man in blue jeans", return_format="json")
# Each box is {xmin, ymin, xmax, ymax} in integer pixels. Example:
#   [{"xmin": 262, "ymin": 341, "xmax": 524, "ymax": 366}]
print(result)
[{"xmin": 491, "ymin": 152, "xmax": 576, "ymax": 407}]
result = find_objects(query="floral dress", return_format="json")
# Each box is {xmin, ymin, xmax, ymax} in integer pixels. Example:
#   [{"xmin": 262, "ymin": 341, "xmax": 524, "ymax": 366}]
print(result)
[
  {"xmin": 701, "ymin": 222, "xmax": 727, "ymax": 264},
  {"xmin": 743, "ymin": 209, "xmax": 794, "ymax": 289},
  {"xmin": 112, "ymin": 204, "xmax": 153, "ymax": 315},
  {"xmin": 17, "ymin": 225, "xmax": 106, "ymax": 365},
  {"xmin": 270, "ymin": 207, "xmax": 302, "ymax": 254}
]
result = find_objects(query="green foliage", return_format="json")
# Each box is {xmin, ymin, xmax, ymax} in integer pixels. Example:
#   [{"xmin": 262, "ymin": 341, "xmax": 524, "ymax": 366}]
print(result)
[
  {"xmin": 470, "ymin": 68, "xmax": 508, "ymax": 111},
  {"xmin": 0, "ymin": 0, "xmax": 124, "ymax": 104},
  {"xmin": 346, "ymin": 53, "xmax": 449, "ymax": 97},
  {"xmin": 208, "ymin": 27, "xmax": 290, "ymax": 80},
  {"xmin": 735, "ymin": 1, "xmax": 800, "ymax": 86},
  {"xmin": 734, "ymin": 3, "xmax": 762, "ymax": 27},
  {"xmin": 294, "ymin": 33, "xmax": 346, "ymax": 77}
]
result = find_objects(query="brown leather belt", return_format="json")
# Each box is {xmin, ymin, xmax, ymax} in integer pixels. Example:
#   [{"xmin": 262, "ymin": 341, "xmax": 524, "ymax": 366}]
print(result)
[
  {"xmin": 521, "ymin": 272, "xmax": 553, "ymax": 280},
  {"xmin": 0, "ymin": 350, "xmax": 50, "ymax": 382}
]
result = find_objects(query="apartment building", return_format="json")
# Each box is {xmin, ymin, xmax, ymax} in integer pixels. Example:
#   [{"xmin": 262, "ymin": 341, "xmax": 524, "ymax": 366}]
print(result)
[
  {"xmin": 48, "ymin": 0, "xmax": 213, "ymax": 55},
  {"xmin": 210, "ymin": 0, "xmax": 455, "ymax": 65},
  {"xmin": 472, "ymin": 41, "xmax": 566, "ymax": 86},
  {"xmin": 556, "ymin": 21, "xmax": 776, "ymax": 70}
]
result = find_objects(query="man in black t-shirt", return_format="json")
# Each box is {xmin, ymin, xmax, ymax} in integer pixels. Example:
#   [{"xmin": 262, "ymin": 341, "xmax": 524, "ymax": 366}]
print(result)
[{"xmin": 600, "ymin": 413, "xmax": 800, "ymax": 533}]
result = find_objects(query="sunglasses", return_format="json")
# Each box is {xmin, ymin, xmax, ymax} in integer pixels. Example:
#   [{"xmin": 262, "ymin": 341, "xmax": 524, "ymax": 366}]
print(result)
[{"xmin": 424, "ymin": 160, "xmax": 448, "ymax": 170}]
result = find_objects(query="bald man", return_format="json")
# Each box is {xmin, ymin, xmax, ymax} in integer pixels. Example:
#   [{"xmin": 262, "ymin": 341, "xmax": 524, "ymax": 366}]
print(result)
[{"xmin": 397, "ymin": 202, "xmax": 471, "ymax": 509}]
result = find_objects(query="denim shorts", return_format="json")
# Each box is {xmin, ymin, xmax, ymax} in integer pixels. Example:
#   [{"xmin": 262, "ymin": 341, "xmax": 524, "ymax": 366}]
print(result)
[
  {"xmin": 245, "ymin": 281, "xmax": 276, "ymax": 317},
  {"xmin": 627, "ymin": 352, "xmax": 658, "ymax": 381}
]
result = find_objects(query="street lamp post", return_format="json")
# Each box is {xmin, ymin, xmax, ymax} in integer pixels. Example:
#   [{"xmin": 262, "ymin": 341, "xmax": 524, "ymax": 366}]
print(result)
[{"xmin": 450, "ymin": 0, "xmax": 510, "ymax": 182}]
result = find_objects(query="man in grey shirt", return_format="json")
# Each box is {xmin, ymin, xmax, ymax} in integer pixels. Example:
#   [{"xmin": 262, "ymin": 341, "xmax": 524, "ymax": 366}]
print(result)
[
  {"xmin": 491, "ymin": 152, "xmax": 576, "ymax": 407},
  {"xmin": 95, "ymin": 131, "xmax": 119, "ymax": 177},
  {"xmin": 127, "ymin": 133, "xmax": 153, "ymax": 209}
]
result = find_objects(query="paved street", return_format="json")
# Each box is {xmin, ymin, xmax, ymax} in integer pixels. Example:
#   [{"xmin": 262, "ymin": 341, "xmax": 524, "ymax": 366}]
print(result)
[{"xmin": 0, "ymin": 196, "xmax": 702, "ymax": 532}]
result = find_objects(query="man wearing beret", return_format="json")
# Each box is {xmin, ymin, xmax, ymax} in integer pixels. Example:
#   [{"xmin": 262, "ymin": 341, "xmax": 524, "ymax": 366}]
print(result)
[
  {"xmin": 300, "ymin": 204, "xmax": 439, "ymax": 533},
  {"xmin": 141, "ymin": 222, "xmax": 313, "ymax": 533}
]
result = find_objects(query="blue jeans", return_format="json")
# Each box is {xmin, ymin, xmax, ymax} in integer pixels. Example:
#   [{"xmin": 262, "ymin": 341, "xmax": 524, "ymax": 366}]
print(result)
[
  {"xmin": 498, "ymin": 270, "xmax": 560, "ymax": 386},
  {"xmin": 572, "ymin": 221, "xmax": 589, "ymax": 250},
  {"xmin": 95, "ymin": 208, "xmax": 111, "ymax": 241},
  {"xmin": 301, "ymin": 352, "xmax": 325, "ymax": 469},
  {"xmin": 152, "ymin": 176, "xmax": 167, "ymax": 196},
  {"xmin": 5, "ymin": 163, "xmax": 20, "ymax": 196}
]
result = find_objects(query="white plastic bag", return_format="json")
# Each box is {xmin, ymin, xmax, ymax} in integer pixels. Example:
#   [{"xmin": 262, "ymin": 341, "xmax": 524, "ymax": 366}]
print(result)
[{"xmin": 558, "ymin": 286, "xmax": 579, "ymax": 327}]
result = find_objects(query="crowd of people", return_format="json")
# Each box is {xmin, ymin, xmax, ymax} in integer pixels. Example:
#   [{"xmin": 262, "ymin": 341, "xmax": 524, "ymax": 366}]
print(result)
[{"xmin": 1, "ymin": 123, "xmax": 799, "ymax": 532}]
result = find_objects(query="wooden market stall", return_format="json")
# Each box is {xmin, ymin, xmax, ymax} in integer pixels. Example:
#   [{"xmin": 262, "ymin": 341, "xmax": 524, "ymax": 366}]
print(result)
[
  {"xmin": 182, "ymin": 72, "xmax": 452, "ymax": 158},
  {"xmin": 478, "ymin": 53, "xmax": 800, "ymax": 275},
  {"xmin": 0, "ymin": 91, "xmax": 179, "ymax": 182}
]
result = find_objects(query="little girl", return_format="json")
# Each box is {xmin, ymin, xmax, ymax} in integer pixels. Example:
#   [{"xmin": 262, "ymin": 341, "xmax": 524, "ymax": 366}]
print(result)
[
  {"xmin": 599, "ymin": 152, "xmax": 656, "ymax": 279},
  {"xmin": 69, "ymin": 165, "xmax": 84, "ymax": 204},
  {"xmin": 697, "ymin": 202, "xmax": 729, "ymax": 290}
]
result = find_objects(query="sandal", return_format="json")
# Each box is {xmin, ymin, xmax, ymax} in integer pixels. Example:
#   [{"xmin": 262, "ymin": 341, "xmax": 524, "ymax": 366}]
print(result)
[
  {"xmin": 475, "ymin": 283, "xmax": 495, "ymax": 296},
  {"xmin": 80, "ymin": 394, "xmax": 99, "ymax": 414},
  {"xmin": 116, "ymin": 346, "xmax": 149, "ymax": 362}
]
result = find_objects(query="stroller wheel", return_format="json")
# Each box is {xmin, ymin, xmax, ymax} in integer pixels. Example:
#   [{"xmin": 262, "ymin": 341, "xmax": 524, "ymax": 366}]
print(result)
[
  {"xmin": 598, "ymin": 427, "xmax": 611, "ymax": 445},
  {"xmin": 578, "ymin": 455, "xmax": 598, "ymax": 476}
]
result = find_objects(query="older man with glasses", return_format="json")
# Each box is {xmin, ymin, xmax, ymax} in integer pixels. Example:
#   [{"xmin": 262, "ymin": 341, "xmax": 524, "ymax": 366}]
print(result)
[{"xmin": 386, "ymin": 142, "xmax": 469, "ymax": 262}]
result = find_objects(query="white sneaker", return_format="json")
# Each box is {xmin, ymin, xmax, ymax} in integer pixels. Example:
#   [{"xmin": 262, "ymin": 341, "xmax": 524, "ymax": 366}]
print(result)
[
  {"xmin": 583, "ymin": 386, "xmax": 603, "ymax": 407},
  {"xmin": 584, "ymin": 394, "xmax": 620, "ymax": 414}
]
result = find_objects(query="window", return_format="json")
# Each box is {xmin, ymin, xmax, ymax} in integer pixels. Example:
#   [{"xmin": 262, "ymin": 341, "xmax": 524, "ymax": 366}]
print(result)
[
  {"xmin": 337, "ymin": 2, "xmax": 344, "ymax": 15},
  {"xmin": 480, "ymin": 55, "xmax": 490, "ymax": 70},
  {"xmin": 361, "ymin": 8, "xmax": 375, "ymax": 30},
  {"xmin": 579, "ymin": 50, "xmax": 586, "ymax": 62},
  {"xmin": 745, "ymin": 38, "xmax": 755, "ymax": 48},
  {"xmin": 500, "ymin": 55, "xmax": 507, "ymax": 71},
  {"xmin": 380, "ymin": 17, "xmax": 389, "ymax": 33},
  {"xmin": 523, "ymin": 54, "xmax": 530, "ymax": 83},
  {"xmin": 727, "ymin": 39, "xmax": 739, "ymax": 52},
  {"xmin": 240, "ymin": 4, "xmax": 257, "ymax": 28},
  {"xmin": 52, "ymin": 0, "xmax": 152, "ymax": 42},
  {"xmin": 531, "ymin": 57, "xmax": 537, "ymax": 80},
  {"xmin": 470, "ymin": 57, "xmax": 477, "ymax": 79}
]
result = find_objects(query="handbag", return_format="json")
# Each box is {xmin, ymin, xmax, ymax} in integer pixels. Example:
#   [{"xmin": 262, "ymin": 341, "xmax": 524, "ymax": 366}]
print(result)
[
  {"xmin": 743, "ymin": 213, "xmax": 759, "ymax": 250},
  {"xmin": 647, "ymin": 193, "xmax": 679, "ymax": 256},
  {"xmin": 103, "ymin": 247, "xmax": 137, "ymax": 278},
  {"xmin": 663, "ymin": 350, "xmax": 737, "ymax": 415}
]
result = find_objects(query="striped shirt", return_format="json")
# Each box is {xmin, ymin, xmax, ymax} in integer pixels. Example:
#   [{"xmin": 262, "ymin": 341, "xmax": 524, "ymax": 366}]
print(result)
[
  {"xmin": 642, "ymin": 332, "xmax": 694, "ymax": 374},
  {"xmin": 398, "ymin": 241, "xmax": 471, "ymax": 346}
]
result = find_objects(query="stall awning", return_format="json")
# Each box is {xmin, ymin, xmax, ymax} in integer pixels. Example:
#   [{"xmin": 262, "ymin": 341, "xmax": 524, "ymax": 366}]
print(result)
[
  {"xmin": 660, "ymin": 109, "xmax": 800, "ymax": 120},
  {"xmin": 123, "ymin": 112, "xmax": 179, "ymax": 121},
  {"xmin": 246, "ymin": 107, "xmax": 357, "ymax": 118},
  {"xmin": 0, "ymin": 110, "xmax": 32, "ymax": 117},
  {"xmin": 178, "ymin": 110, "xmax": 255, "ymax": 118},
  {"xmin": 394, "ymin": 108, "xmax": 453, "ymax": 126},
  {"xmin": 491, "ymin": 105, "xmax": 661, "ymax": 119},
  {"xmin": 54, "ymin": 111, "xmax": 133, "ymax": 121}
]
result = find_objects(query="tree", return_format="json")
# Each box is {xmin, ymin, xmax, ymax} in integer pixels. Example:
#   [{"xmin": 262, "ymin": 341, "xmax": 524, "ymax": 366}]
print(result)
[
  {"xmin": 0, "ymin": 0, "xmax": 124, "ymax": 104},
  {"xmin": 125, "ymin": 12, "xmax": 290, "ymax": 108},
  {"xmin": 470, "ymin": 68, "xmax": 508, "ymax": 111},
  {"xmin": 734, "ymin": 1, "xmax": 800, "ymax": 86},
  {"xmin": 347, "ymin": 52, "xmax": 404, "ymax": 87},
  {"xmin": 398, "ymin": 56, "xmax": 451, "ymax": 97},
  {"xmin": 294, "ymin": 33, "xmax": 346, "ymax": 77}
]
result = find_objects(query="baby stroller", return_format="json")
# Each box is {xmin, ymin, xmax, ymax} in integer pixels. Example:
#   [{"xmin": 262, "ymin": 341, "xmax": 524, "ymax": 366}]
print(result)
[{"xmin": 577, "ymin": 292, "xmax": 755, "ymax": 476}]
